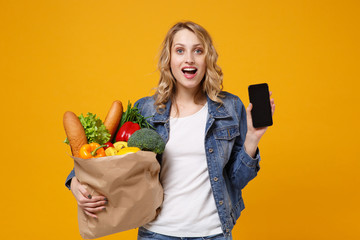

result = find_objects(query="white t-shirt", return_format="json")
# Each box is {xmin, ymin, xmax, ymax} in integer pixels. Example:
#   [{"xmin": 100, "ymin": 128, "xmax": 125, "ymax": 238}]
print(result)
[{"xmin": 144, "ymin": 103, "xmax": 223, "ymax": 237}]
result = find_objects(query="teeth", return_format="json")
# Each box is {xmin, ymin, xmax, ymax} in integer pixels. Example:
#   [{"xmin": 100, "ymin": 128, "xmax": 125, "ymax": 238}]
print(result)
[{"xmin": 183, "ymin": 68, "xmax": 197, "ymax": 71}]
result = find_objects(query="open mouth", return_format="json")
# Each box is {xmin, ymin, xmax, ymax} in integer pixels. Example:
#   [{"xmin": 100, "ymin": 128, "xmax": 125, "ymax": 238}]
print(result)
[{"xmin": 181, "ymin": 67, "xmax": 198, "ymax": 75}]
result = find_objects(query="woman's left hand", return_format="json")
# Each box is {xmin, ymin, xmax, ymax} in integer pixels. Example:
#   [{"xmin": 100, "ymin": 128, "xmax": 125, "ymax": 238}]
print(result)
[{"xmin": 244, "ymin": 92, "xmax": 275, "ymax": 157}]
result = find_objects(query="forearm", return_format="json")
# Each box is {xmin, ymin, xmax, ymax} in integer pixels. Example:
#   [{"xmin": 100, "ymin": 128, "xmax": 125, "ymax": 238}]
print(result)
[{"xmin": 227, "ymin": 144, "xmax": 261, "ymax": 190}]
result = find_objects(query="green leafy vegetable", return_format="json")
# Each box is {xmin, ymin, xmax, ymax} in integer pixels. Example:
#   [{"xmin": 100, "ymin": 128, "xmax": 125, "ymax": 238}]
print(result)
[
  {"xmin": 64, "ymin": 112, "xmax": 110, "ymax": 145},
  {"xmin": 115, "ymin": 101, "xmax": 154, "ymax": 132},
  {"xmin": 119, "ymin": 101, "xmax": 154, "ymax": 129}
]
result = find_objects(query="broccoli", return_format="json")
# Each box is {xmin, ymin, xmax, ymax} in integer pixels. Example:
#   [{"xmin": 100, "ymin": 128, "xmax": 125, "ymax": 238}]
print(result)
[{"xmin": 127, "ymin": 128, "xmax": 165, "ymax": 154}]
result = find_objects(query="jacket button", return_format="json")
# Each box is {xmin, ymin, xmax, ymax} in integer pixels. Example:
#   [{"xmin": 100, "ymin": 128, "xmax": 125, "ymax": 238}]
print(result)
[
  {"xmin": 219, "ymin": 200, "xmax": 223, "ymax": 205},
  {"xmin": 209, "ymin": 148, "xmax": 214, "ymax": 153},
  {"xmin": 213, "ymin": 177, "xmax": 218, "ymax": 182}
]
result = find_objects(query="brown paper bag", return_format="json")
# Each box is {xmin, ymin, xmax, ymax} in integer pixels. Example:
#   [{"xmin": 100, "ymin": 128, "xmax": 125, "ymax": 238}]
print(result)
[{"xmin": 72, "ymin": 151, "xmax": 163, "ymax": 239}]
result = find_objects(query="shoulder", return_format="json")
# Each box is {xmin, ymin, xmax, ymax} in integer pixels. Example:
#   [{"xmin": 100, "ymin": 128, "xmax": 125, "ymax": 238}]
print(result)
[
  {"xmin": 216, "ymin": 91, "xmax": 247, "ymax": 121},
  {"xmin": 219, "ymin": 91, "xmax": 245, "ymax": 108},
  {"xmin": 135, "ymin": 95, "xmax": 157, "ymax": 117},
  {"xmin": 135, "ymin": 95, "xmax": 155, "ymax": 108}
]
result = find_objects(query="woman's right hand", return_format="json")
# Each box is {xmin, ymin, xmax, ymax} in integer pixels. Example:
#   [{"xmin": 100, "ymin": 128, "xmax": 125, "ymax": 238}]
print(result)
[{"xmin": 70, "ymin": 177, "xmax": 108, "ymax": 219}]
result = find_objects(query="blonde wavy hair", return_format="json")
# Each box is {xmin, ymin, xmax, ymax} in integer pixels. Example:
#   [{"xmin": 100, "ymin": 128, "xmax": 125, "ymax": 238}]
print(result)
[{"xmin": 154, "ymin": 21, "xmax": 223, "ymax": 112}]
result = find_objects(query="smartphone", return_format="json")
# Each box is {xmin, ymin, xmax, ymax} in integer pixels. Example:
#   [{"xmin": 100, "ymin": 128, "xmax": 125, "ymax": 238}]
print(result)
[{"xmin": 248, "ymin": 83, "xmax": 273, "ymax": 128}]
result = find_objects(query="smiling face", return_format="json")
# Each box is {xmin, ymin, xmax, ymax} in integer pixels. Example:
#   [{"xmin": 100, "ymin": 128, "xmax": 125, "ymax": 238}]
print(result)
[{"xmin": 170, "ymin": 29, "xmax": 207, "ymax": 94}]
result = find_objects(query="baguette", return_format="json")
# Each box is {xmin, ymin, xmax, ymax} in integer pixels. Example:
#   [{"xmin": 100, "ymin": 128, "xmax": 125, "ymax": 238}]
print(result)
[
  {"xmin": 104, "ymin": 100, "xmax": 123, "ymax": 141},
  {"xmin": 63, "ymin": 111, "xmax": 88, "ymax": 157}
]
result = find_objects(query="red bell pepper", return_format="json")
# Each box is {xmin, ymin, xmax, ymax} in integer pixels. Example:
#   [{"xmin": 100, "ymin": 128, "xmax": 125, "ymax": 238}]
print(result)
[
  {"xmin": 115, "ymin": 121, "xmax": 141, "ymax": 142},
  {"xmin": 103, "ymin": 141, "xmax": 114, "ymax": 150}
]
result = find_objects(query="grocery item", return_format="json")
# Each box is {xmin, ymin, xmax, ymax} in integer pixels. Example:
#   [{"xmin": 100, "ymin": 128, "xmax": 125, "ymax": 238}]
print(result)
[
  {"xmin": 63, "ymin": 111, "xmax": 88, "ymax": 157},
  {"xmin": 104, "ymin": 100, "xmax": 123, "ymax": 141}
]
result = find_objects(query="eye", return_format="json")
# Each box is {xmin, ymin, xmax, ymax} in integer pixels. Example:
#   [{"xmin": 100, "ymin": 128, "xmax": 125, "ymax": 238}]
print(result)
[
  {"xmin": 195, "ymin": 48, "xmax": 203, "ymax": 54},
  {"xmin": 176, "ymin": 48, "xmax": 184, "ymax": 54}
]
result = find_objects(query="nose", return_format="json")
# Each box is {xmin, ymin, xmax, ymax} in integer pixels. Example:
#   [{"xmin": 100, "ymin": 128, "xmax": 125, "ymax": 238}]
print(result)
[{"xmin": 185, "ymin": 52, "xmax": 195, "ymax": 64}]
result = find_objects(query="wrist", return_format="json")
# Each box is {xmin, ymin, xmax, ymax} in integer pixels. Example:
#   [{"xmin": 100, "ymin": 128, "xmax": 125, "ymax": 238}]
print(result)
[
  {"xmin": 70, "ymin": 177, "xmax": 77, "ymax": 190},
  {"xmin": 244, "ymin": 134, "xmax": 259, "ymax": 158}
]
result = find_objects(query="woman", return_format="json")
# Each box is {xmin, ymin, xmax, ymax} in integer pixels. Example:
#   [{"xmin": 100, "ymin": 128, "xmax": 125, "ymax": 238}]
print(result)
[{"xmin": 66, "ymin": 21, "xmax": 275, "ymax": 240}]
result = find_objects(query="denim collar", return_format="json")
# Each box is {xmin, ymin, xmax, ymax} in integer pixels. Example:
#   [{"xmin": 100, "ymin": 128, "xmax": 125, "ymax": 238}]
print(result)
[
  {"xmin": 152, "ymin": 100, "xmax": 172, "ymax": 123},
  {"xmin": 152, "ymin": 94, "xmax": 231, "ymax": 123}
]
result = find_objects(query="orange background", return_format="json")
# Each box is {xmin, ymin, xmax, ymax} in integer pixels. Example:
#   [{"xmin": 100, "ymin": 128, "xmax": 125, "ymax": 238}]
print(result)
[{"xmin": 1, "ymin": 0, "xmax": 359, "ymax": 239}]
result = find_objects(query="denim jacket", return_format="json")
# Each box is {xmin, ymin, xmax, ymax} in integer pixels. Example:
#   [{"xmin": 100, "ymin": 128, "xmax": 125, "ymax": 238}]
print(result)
[
  {"xmin": 135, "ymin": 91, "xmax": 260, "ymax": 236},
  {"xmin": 65, "ymin": 91, "xmax": 260, "ymax": 236}
]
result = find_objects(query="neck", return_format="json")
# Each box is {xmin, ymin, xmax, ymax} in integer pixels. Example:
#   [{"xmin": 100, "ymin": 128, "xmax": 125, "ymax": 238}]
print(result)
[
  {"xmin": 171, "ymin": 86, "xmax": 207, "ymax": 118},
  {"xmin": 174, "ymin": 86, "xmax": 206, "ymax": 106}
]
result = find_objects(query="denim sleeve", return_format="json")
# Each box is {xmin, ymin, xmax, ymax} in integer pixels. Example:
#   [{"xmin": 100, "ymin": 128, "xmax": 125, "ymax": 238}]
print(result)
[
  {"xmin": 65, "ymin": 168, "xmax": 75, "ymax": 190},
  {"xmin": 226, "ymin": 96, "xmax": 261, "ymax": 190}
]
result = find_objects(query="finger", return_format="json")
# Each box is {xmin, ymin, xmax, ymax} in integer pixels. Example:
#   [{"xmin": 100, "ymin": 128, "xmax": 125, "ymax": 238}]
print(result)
[
  {"xmin": 77, "ymin": 184, "xmax": 92, "ymax": 200},
  {"xmin": 270, "ymin": 99, "xmax": 275, "ymax": 115},
  {"xmin": 81, "ymin": 200, "xmax": 108, "ymax": 208},
  {"xmin": 77, "ymin": 184, "xmax": 107, "ymax": 201},
  {"xmin": 246, "ymin": 103, "xmax": 253, "ymax": 117},
  {"xmin": 84, "ymin": 206, "xmax": 106, "ymax": 214},
  {"xmin": 84, "ymin": 209, "xmax": 99, "ymax": 219},
  {"xmin": 90, "ymin": 195, "xmax": 107, "ymax": 202},
  {"xmin": 269, "ymin": 91, "xmax": 272, "ymax": 97},
  {"xmin": 272, "ymin": 103, "xmax": 275, "ymax": 115},
  {"xmin": 246, "ymin": 103, "xmax": 257, "ymax": 130},
  {"xmin": 78, "ymin": 196, "xmax": 107, "ymax": 207},
  {"xmin": 246, "ymin": 103, "xmax": 253, "ymax": 126},
  {"xmin": 78, "ymin": 194, "xmax": 108, "ymax": 206}
]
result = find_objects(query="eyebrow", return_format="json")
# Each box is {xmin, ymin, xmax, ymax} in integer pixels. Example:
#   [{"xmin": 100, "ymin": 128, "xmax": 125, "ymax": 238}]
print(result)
[{"xmin": 173, "ymin": 43, "xmax": 203, "ymax": 47}]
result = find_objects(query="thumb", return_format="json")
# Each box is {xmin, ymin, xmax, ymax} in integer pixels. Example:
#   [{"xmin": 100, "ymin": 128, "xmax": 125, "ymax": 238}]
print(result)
[
  {"xmin": 247, "ymin": 102, "xmax": 253, "ymax": 112},
  {"xmin": 246, "ymin": 103, "xmax": 254, "ymax": 129},
  {"xmin": 246, "ymin": 103, "xmax": 253, "ymax": 121}
]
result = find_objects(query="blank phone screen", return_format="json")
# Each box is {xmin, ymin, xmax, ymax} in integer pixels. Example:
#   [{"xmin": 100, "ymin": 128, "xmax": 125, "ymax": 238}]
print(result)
[{"xmin": 248, "ymin": 83, "xmax": 273, "ymax": 128}]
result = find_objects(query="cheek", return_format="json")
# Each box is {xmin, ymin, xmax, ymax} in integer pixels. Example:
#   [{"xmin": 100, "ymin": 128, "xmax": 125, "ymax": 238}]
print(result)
[
  {"xmin": 170, "ymin": 58, "xmax": 176, "ymax": 67},
  {"xmin": 199, "ymin": 65, "xmax": 207, "ymax": 80},
  {"xmin": 170, "ymin": 53, "xmax": 182, "ymax": 65},
  {"xmin": 170, "ymin": 58, "xmax": 179, "ymax": 71},
  {"xmin": 198, "ymin": 56, "xmax": 206, "ymax": 68},
  {"xmin": 200, "ymin": 61, "xmax": 207, "ymax": 74}
]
